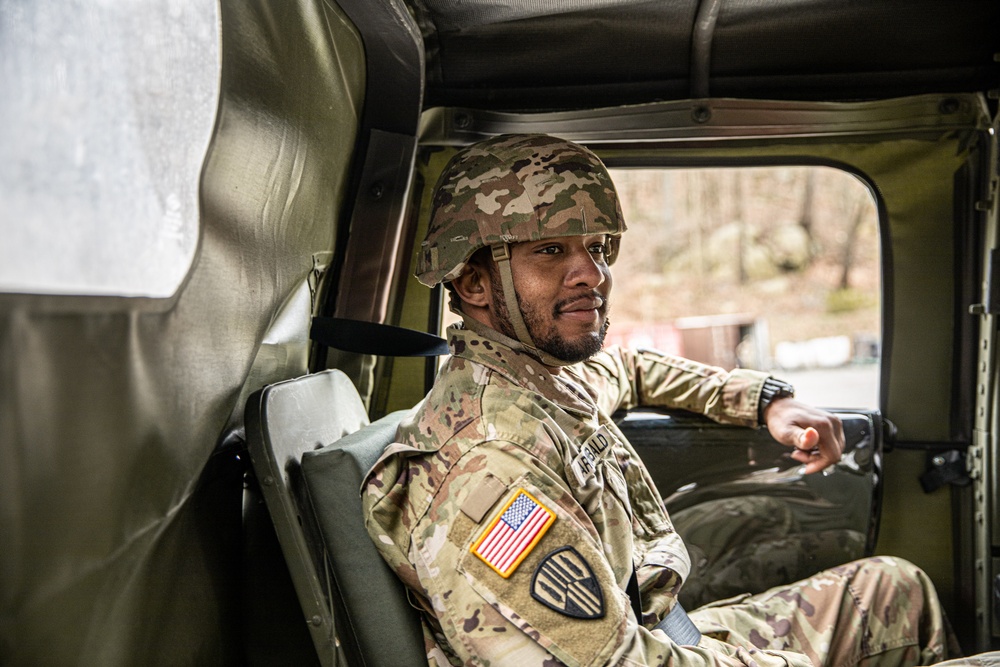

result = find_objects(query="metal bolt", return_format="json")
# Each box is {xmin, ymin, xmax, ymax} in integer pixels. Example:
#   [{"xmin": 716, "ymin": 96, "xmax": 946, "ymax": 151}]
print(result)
[
  {"xmin": 932, "ymin": 455, "xmax": 946, "ymax": 467},
  {"xmin": 370, "ymin": 182, "xmax": 384, "ymax": 199},
  {"xmin": 454, "ymin": 113, "xmax": 472, "ymax": 129},
  {"xmin": 310, "ymin": 615, "xmax": 322, "ymax": 627},
  {"xmin": 938, "ymin": 98, "xmax": 960, "ymax": 114},
  {"xmin": 692, "ymin": 106, "xmax": 712, "ymax": 123},
  {"xmin": 263, "ymin": 475, "xmax": 274, "ymax": 486}
]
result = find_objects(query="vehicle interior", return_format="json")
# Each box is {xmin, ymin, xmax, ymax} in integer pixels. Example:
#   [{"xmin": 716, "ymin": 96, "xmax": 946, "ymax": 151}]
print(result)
[{"xmin": 2, "ymin": 0, "xmax": 1000, "ymax": 664}]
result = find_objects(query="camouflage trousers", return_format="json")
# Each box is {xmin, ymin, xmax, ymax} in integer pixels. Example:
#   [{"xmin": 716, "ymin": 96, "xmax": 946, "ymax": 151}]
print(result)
[
  {"xmin": 934, "ymin": 653, "xmax": 1000, "ymax": 667},
  {"xmin": 687, "ymin": 556, "xmax": 960, "ymax": 667}
]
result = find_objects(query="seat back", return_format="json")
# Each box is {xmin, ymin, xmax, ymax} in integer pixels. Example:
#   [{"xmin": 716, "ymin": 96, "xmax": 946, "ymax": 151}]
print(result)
[
  {"xmin": 244, "ymin": 370, "xmax": 424, "ymax": 667},
  {"xmin": 301, "ymin": 411, "xmax": 426, "ymax": 667}
]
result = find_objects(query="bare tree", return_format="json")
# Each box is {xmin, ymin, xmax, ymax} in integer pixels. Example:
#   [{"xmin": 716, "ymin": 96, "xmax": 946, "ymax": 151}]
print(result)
[
  {"xmin": 839, "ymin": 193, "xmax": 869, "ymax": 289},
  {"xmin": 733, "ymin": 171, "xmax": 748, "ymax": 284},
  {"xmin": 797, "ymin": 170, "xmax": 816, "ymax": 259}
]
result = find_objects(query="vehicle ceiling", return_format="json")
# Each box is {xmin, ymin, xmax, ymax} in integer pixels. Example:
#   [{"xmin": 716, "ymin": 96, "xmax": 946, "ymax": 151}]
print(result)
[{"xmin": 404, "ymin": 0, "xmax": 1000, "ymax": 112}]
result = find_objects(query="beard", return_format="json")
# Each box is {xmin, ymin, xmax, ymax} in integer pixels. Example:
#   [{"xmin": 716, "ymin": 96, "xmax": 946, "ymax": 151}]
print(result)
[{"xmin": 489, "ymin": 267, "xmax": 609, "ymax": 363}]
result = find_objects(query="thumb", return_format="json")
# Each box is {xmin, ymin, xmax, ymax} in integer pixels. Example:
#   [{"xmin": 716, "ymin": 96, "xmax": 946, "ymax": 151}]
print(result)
[{"xmin": 798, "ymin": 426, "xmax": 819, "ymax": 450}]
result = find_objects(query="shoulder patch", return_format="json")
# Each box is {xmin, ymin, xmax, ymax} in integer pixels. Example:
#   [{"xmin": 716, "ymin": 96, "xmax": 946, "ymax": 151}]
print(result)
[
  {"xmin": 531, "ymin": 546, "xmax": 605, "ymax": 619},
  {"xmin": 470, "ymin": 488, "xmax": 555, "ymax": 578}
]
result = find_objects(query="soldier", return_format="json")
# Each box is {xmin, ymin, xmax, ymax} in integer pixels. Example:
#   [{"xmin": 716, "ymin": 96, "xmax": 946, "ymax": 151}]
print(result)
[{"xmin": 362, "ymin": 134, "xmax": 956, "ymax": 667}]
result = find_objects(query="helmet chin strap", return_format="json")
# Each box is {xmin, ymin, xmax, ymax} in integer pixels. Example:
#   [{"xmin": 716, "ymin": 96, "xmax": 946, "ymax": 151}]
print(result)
[{"xmin": 487, "ymin": 243, "xmax": 577, "ymax": 368}]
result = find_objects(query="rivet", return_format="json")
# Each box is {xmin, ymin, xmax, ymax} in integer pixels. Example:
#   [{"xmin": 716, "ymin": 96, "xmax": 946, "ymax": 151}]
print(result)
[{"xmin": 938, "ymin": 98, "xmax": 960, "ymax": 115}]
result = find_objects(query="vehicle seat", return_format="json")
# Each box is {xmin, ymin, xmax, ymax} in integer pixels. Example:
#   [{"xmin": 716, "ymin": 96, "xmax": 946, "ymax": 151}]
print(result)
[{"xmin": 245, "ymin": 369, "xmax": 425, "ymax": 667}]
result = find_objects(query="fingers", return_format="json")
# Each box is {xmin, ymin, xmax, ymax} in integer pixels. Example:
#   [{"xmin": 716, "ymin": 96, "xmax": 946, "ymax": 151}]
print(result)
[
  {"xmin": 764, "ymin": 399, "xmax": 845, "ymax": 475},
  {"xmin": 795, "ymin": 419, "xmax": 845, "ymax": 475}
]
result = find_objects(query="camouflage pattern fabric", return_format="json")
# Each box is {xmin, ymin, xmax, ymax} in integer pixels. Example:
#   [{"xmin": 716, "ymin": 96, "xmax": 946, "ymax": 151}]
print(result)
[
  {"xmin": 934, "ymin": 652, "xmax": 1000, "ymax": 667},
  {"xmin": 688, "ymin": 556, "xmax": 958, "ymax": 667},
  {"xmin": 415, "ymin": 134, "xmax": 625, "ymax": 287},
  {"xmin": 671, "ymin": 496, "xmax": 867, "ymax": 609},
  {"xmin": 363, "ymin": 325, "xmax": 955, "ymax": 666},
  {"xmin": 366, "ymin": 325, "xmax": 790, "ymax": 666}
]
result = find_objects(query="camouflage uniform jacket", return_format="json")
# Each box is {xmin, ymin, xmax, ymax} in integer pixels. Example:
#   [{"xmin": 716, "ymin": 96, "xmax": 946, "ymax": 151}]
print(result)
[{"xmin": 363, "ymin": 325, "xmax": 807, "ymax": 667}]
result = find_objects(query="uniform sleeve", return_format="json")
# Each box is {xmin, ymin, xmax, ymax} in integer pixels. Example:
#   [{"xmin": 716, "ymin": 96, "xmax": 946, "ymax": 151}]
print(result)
[
  {"xmin": 578, "ymin": 347, "xmax": 770, "ymax": 427},
  {"xmin": 410, "ymin": 441, "xmax": 811, "ymax": 667}
]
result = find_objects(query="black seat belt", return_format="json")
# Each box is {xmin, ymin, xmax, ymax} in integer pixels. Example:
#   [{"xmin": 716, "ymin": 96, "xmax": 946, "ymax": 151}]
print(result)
[
  {"xmin": 628, "ymin": 568, "xmax": 701, "ymax": 646},
  {"xmin": 310, "ymin": 317, "xmax": 449, "ymax": 356},
  {"xmin": 626, "ymin": 569, "xmax": 644, "ymax": 622}
]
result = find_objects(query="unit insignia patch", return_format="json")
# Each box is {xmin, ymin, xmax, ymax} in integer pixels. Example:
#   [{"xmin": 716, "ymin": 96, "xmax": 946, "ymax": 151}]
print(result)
[{"xmin": 530, "ymin": 546, "xmax": 605, "ymax": 619}]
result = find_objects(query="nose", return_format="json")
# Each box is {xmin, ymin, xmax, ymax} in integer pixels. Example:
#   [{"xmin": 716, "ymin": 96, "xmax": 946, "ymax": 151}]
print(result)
[{"xmin": 564, "ymin": 245, "xmax": 607, "ymax": 288}]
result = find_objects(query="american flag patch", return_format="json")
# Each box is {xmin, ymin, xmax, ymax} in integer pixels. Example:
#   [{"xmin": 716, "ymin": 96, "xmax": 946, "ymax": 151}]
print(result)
[{"xmin": 470, "ymin": 489, "xmax": 556, "ymax": 578}]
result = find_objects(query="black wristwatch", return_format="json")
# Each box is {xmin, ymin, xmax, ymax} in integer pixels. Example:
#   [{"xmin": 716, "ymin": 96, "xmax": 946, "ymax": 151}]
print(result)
[{"xmin": 757, "ymin": 377, "xmax": 795, "ymax": 423}]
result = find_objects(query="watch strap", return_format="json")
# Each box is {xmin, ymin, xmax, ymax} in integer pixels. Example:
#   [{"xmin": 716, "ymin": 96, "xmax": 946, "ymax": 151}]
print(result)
[{"xmin": 758, "ymin": 377, "xmax": 795, "ymax": 423}]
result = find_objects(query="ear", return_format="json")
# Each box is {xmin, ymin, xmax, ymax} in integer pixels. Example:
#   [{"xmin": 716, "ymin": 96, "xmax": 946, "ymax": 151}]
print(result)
[{"xmin": 451, "ymin": 261, "xmax": 492, "ymax": 310}]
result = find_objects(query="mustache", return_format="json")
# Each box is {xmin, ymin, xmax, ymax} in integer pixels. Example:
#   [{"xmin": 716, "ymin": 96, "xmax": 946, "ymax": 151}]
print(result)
[{"xmin": 554, "ymin": 291, "xmax": 608, "ymax": 315}]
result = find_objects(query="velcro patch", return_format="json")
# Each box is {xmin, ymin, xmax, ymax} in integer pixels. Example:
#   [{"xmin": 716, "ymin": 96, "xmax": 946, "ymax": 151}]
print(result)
[
  {"xmin": 470, "ymin": 488, "xmax": 555, "ymax": 578},
  {"xmin": 531, "ymin": 546, "xmax": 605, "ymax": 619},
  {"xmin": 460, "ymin": 474, "xmax": 507, "ymax": 523}
]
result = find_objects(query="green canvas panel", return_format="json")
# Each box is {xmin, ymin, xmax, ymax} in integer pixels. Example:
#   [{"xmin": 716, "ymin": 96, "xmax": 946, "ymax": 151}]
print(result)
[{"xmin": 0, "ymin": 1, "xmax": 365, "ymax": 664}]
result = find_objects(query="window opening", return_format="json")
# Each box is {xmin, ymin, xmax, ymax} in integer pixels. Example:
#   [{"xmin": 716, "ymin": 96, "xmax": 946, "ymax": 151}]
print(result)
[
  {"xmin": 436, "ymin": 165, "xmax": 880, "ymax": 409},
  {"xmin": 608, "ymin": 166, "xmax": 880, "ymax": 409}
]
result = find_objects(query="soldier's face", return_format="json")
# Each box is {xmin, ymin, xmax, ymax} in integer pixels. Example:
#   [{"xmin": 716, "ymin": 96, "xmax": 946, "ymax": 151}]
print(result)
[{"xmin": 491, "ymin": 234, "xmax": 613, "ymax": 363}]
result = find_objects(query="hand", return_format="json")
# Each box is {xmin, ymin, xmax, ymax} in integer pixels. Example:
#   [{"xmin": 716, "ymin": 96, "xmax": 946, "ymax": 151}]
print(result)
[{"xmin": 763, "ymin": 397, "xmax": 845, "ymax": 474}]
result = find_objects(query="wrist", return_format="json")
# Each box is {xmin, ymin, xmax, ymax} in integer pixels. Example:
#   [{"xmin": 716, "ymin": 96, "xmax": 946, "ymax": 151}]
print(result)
[{"xmin": 758, "ymin": 377, "xmax": 795, "ymax": 424}]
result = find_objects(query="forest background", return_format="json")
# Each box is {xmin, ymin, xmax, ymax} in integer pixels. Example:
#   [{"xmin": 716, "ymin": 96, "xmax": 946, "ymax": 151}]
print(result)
[{"xmin": 608, "ymin": 166, "xmax": 881, "ymax": 404}]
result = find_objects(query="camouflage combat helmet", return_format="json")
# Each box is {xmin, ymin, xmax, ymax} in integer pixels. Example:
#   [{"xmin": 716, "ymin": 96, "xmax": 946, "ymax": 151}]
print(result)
[{"xmin": 416, "ymin": 134, "xmax": 626, "ymax": 366}]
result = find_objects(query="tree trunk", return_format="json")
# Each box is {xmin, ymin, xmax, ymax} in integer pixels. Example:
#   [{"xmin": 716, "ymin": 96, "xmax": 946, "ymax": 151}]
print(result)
[
  {"xmin": 839, "ymin": 194, "xmax": 867, "ymax": 289},
  {"xmin": 798, "ymin": 170, "xmax": 816, "ymax": 258},
  {"xmin": 733, "ymin": 171, "xmax": 747, "ymax": 284}
]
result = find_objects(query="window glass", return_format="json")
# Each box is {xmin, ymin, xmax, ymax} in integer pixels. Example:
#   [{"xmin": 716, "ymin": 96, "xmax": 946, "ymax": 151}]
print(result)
[
  {"xmin": 607, "ymin": 166, "xmax": 880, "ymax": 409},
  {"xmin": 0, "ymin": 2, "xmax": 217, "ymax": 298}
]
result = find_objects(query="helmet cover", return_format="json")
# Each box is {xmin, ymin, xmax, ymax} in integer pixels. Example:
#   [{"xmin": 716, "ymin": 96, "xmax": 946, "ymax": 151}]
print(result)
[{"xmin": 415, "ymin": 134, "xmax": 626, "ymax": 287}]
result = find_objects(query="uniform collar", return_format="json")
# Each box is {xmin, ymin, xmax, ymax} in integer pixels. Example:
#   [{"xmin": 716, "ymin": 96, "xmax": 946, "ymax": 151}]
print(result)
[{"xmin": 447, "ymin": 324, "xmax": 596, "ymax": 417}]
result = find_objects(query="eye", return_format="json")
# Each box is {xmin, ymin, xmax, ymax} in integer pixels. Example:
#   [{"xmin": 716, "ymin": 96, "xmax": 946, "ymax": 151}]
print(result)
[
  {"xmin": 536, "ymin": 244, "xmax": 562, "ymax": 255},
  {"xmin": 589, "ymin": 242, "xmax": 609, "ymax": 256}
]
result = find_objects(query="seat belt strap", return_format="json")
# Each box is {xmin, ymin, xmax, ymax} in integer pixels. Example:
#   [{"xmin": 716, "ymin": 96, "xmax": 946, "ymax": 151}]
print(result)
[
  {"xmin": 626, "ymin": 568, "xmax": 644, "ymax": 622},
  {"xmin": 655, "ymin": 600, "xmax": 702, "ymax": 647},
  {"xmin": 630, "ymin": 566, "xmax": 701, "ymax": 646},
  {"xmin": 310, "ymin": 317, "xmax": 449, "ymax": 357}
]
